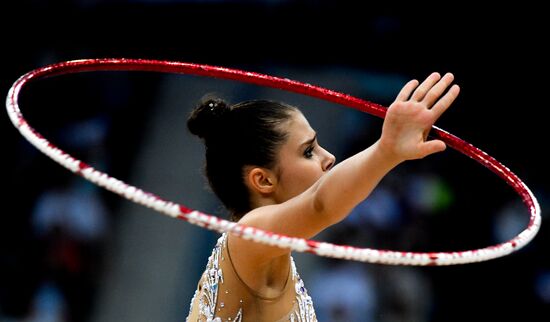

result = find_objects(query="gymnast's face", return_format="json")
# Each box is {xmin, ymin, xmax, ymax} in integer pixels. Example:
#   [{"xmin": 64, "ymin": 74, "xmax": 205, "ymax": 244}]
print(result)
[{"xmin": 272, "ymin": 111, "xmax": 335, "ymax": 202}]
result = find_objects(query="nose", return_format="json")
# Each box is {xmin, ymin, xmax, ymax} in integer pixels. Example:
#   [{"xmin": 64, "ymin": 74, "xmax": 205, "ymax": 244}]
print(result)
[{"xmin": 322, "ymin": 148, "xmax": 336, "ymax": 172}]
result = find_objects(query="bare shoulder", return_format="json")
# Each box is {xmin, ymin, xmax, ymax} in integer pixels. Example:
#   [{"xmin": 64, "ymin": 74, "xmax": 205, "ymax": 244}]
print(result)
[
  {"xmin": 228, "ymin": 205, "xmax": 291, "ymax": 264},
  {"xmin": 229, "ymin": 192, "xmax": 329, "ymax": 263}
]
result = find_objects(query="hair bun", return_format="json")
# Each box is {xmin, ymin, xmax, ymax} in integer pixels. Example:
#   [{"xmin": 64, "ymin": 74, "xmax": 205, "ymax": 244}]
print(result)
[{"xmin": 187, "ymin": 97, "xmax": 230, "ymax": 140}]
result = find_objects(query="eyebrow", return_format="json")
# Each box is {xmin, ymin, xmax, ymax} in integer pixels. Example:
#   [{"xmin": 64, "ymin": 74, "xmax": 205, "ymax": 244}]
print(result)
[{"xmin": 300, "ymin": 133, "xmax": 317, "ymax": 148}]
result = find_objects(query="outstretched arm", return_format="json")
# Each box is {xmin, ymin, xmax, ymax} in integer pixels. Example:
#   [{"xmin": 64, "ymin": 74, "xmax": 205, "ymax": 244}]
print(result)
[{"xmin": 310, "ymin": 72, "xmax": 460, "ymax": 228}]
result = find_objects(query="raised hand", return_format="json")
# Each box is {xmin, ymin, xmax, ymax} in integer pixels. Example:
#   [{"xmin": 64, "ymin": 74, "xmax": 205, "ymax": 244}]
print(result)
[{"xmin": 379, "ymin": 72, "xmax": 460, "ymax": 162}]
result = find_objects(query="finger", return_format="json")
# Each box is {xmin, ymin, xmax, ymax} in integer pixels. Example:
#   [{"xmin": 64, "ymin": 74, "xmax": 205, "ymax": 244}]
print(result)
[
  {"xmin": 411, "ymin": 72, "xmax": 441, "ymax": 102},
  {"xmin": 421, "ymin": 140, "xmax": 446, "ymax": 157},
  {"xmin": 423, "ymin": 72, "xmax": 455, "ymax": 107},
  {"xmin": 395, "ymin": 79, "xmax": 419, "ymax": 102},
  {"xmin": 431, "ymin": 84, "xmax": 460, "ymax": 119}
]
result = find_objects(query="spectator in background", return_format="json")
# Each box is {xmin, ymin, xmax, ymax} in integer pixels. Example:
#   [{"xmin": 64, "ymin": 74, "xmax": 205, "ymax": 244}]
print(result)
[{"xmin": 28, "ymin": 116, "xmax": 111, "ymax": 322}]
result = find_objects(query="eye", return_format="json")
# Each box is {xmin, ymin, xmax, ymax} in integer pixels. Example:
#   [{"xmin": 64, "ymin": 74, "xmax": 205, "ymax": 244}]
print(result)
[{"xmin": 304, "ymin": 145, "xmax": 315, "ymax": 159}]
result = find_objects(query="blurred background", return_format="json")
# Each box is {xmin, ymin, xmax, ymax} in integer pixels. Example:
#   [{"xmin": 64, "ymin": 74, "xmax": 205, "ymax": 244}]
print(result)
[{"xmin": 1, "ymin": 1, "xmax": 548, "ymax": 321}]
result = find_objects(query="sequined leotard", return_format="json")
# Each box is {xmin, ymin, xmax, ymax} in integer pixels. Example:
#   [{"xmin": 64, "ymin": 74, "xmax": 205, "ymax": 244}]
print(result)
[{"xmin": 186, "ymin": 233, "xmax": 317, "ymax": 322}]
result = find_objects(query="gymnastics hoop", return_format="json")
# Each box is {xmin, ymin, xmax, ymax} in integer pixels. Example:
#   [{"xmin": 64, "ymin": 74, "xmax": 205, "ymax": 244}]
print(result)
[{"xmin": 6, "ymin": 58, "xmax": 541, "ymax": 266}]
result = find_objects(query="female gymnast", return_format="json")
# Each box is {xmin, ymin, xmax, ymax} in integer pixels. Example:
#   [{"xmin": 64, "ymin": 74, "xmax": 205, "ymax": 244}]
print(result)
[{"xmin": 185, "ymin": 72, "xmax": 460, "ymax": 322}]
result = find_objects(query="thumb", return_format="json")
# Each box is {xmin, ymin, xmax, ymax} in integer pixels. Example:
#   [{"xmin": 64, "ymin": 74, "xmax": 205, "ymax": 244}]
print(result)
[{"xmin": 420, "ymin": 140, "xmax": 446, "ymax": 157}]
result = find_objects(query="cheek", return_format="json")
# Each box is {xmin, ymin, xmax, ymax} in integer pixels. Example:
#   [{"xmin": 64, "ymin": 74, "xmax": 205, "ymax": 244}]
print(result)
[{"xmin": 281, "ymin": 161, "xmax": 323, "ymax": 192}]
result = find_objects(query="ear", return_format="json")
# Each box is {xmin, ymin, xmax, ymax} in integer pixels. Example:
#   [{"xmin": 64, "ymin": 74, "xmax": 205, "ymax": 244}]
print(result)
[{"xmin": 246, "ymin": 167, "xmax": 277, "ymax": 195}]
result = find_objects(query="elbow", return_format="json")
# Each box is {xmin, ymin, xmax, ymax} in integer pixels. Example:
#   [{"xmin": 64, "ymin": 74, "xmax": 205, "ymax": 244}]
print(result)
[
  {"xmin": 311, "ymin": 192, "xmax": 341, "ymax": 227},
  {"xmin": 312, "ymin": 192, "xmax": 325, "ymax": 216}
]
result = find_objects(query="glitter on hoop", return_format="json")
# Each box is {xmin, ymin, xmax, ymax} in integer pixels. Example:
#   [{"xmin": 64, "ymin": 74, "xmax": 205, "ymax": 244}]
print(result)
[{"xmin": 5, "ymin": 58, "xmax": 541, "ymax": 266}]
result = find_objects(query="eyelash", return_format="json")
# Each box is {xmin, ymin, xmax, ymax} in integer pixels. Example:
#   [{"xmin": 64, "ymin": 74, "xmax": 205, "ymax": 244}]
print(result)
[{"xmin": 304, "ymin": 145, "xmax": 315, "ymax": 159}]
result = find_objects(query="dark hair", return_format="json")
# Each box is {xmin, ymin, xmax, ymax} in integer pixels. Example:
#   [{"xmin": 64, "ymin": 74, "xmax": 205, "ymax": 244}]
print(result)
[{"xmin": 188, "ymin": 96, "xmax": 298, "ymax": 220}]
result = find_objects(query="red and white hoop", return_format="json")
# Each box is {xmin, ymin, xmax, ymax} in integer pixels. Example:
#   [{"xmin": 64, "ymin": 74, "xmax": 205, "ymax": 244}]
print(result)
[{"xmin": 6, "ymin": 58, "xmax": 541, "ymax": 265}]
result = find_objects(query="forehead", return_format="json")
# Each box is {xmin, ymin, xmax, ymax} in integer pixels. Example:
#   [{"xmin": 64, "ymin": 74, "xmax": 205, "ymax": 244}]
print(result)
[{"xmin": 285, "ymin": 111, "xmax": 314, "ymax": 140}]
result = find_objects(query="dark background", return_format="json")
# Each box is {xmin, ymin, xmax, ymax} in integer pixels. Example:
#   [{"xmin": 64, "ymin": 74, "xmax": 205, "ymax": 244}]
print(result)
[{"xmin": 1, "ymin": 1, "xmax": 548, "ymax": 321}]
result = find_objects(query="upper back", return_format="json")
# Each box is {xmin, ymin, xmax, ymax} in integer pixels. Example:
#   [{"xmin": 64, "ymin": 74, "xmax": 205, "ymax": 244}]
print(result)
[{"xmin": 186, "ymin": 233, "xmax": 317, "ymax": 322}]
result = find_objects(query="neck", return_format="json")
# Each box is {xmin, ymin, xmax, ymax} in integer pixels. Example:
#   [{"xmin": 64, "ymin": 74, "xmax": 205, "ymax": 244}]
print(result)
[{"xmin": 249, "ymin": 195, "xmax": 278, "ymax": 210}]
